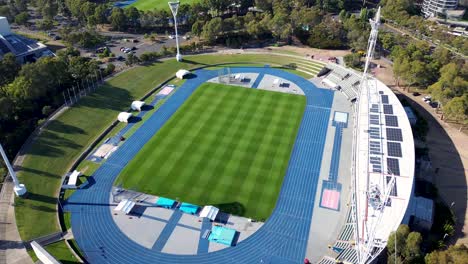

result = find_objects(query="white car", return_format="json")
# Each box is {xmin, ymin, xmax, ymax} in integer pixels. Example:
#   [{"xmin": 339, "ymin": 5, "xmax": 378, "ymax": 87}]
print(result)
[
  {"xmin": 168, "ymin": 35, "xmax": 175, "ymax": 39},
  {"xmin": 422, "ymin": 95, "xmax": 431, "ymax": 102}
]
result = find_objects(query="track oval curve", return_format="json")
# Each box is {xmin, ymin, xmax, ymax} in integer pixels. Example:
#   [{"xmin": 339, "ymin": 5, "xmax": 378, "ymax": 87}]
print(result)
[{"xmin": 65, "ymin": 67, "xmax": 335, "ymax": 264}]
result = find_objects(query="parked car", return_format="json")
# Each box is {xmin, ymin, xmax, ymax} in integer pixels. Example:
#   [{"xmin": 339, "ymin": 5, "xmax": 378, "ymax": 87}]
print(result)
[
  {"xmin": 183, "ymin": 35, "xmax": 190, "ymax": 40},
  {"xmin": 117, "ymin": 56, "xmax": 125, "ymax": 61},
  {"xmin": 131, "ymin": 46, "xmax": 137, "ymax": 51},
  {"xmin": 422, "ymin": 95, "xmax": 431, "ymax": 102},
  {"xmin": 53, "ymin": 35, "xmax": 61, "ymax": 40},
  {"xmin": 168, "ymin": 35, "xmax": 175, "ymax": 39},
  {"xmin": 412, "ymin": 92, "xmax": 420, "ymax": 96}
]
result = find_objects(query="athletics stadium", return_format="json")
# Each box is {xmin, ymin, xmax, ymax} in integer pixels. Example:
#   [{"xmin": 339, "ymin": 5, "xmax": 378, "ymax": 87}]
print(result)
[{"xmin": 59, "ymin": 9, "xmax": 415, "ymax": 264}]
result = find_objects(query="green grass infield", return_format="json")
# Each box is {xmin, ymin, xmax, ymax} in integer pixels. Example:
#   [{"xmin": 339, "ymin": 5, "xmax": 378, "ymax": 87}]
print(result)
[
  {"xmin": 116, "ymin": 83, "xmax": 306, "ymax": 220},
  {"xmin": 128, "ymin": 0, "xmax": 200, "ymax": 11}
]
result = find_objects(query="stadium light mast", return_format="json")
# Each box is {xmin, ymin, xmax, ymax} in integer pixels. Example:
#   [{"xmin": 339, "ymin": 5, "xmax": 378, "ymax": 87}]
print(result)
[
  {"xmin": 168, "ymin": 1, "xmax": 182, "ymax": 62},
  {"xmin": 0, "ymin": 143, "xmax": 27, "ymax": 196},
  {"xmin": 356, "ymin": 6, "xmax": 383, "ymax": 264}
]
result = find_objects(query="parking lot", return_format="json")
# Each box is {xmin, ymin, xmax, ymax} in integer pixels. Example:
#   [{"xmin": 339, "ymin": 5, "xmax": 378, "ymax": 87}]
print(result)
[{"xmin": 106, "ymin": 34, "xmax": 189, "ymax": 58}]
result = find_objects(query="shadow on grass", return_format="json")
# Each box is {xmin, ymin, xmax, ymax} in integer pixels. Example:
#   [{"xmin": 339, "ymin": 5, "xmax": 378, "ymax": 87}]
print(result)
[
  {"xmin": 74, "ymin": 84, "xmax": 133, "ymax": 112},
  {"xmin": 24, "ymin": 192, "xmax": 57, "ymax": 204},
  {"xmin": 25, "ymin": 130, "xmax": 82, "ymax": 157},
  {"xmin": 46, "ymin": 120, "xmax": 86, "ymax": 135},
  {"xmin": 16, "ymin": 166, "xmax": 59, "ymax": 178},
  {"xmin": 213, "ymin": 202, "xmax": 245, "ymax": 217}
]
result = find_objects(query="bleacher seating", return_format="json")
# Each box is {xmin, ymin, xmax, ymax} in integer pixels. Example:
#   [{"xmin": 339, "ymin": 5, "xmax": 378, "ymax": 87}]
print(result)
[
  {"xmin": 338, "ymin": 224, "xmax": 354, "ymax": 241},
  {"xmin": 317, "ymin": 256, "xmax": 338, "ymax": 264},
  {"xmin": 336, "ymin": 247, "xmax": 359, "ymax": 263},
  {"xmin": 322, "ymin": 64, "xmax": 361, "ymax": 101}
]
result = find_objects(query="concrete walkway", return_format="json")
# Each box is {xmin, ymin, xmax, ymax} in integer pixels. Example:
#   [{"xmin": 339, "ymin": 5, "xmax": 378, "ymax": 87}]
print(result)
[{"xmin": 0, "ymin": 177, "xmax": 33, "ymax": 264}]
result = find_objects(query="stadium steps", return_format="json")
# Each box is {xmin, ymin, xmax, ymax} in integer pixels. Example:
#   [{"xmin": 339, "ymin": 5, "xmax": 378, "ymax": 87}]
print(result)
[
  {"xmin": 338, "ymin": 224, "xmax": 354, "ymax": 241},
  {"xmin": 317, "ymin": 256, "xmax": 339, "ymax": 264},
  {"xmin": 336, "ymin": 247, "xmax": 359, "ymax": 264}
]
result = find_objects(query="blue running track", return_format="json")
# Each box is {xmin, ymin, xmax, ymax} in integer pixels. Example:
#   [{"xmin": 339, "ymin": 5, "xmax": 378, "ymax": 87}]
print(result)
[{"xmin": 64, "ymin": 67, "xmax": 334, "ymax": 264}]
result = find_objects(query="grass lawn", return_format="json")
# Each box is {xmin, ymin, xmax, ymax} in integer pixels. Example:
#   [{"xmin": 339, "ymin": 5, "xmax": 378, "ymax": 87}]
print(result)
[
  {"xmin": 128, "ymin": 0, "xmax": 200, "ymax": 11},
  {"xmin": 15, "ymin": 53, "xmax": 322, "ymax": 241},
  {"xmin": 115, "ymin": 83, "xmax": 305, "ymax": 220}
]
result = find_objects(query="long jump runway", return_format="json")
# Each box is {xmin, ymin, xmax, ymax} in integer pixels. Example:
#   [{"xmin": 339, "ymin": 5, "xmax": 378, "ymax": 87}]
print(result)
[{"xmin": 65, "ymin": 67, "xmax": 335, "ymax": 263}]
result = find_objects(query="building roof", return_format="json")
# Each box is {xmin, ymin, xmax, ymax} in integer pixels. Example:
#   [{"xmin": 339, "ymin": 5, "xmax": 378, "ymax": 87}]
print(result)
[{"xmin": 0, "ymin": 34, "xmax": 47, "ymax": 57}]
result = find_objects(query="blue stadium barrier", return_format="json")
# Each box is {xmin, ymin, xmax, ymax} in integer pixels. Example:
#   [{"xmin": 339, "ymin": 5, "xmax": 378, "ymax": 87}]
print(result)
[{"xmin": 64, "ymin": 67, "xmax": 335, "ymax": 263}]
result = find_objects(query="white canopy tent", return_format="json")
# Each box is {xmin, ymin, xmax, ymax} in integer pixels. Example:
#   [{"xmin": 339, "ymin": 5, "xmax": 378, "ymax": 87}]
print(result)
[
  {"xmin": 199, "ymin": 205, "xmax": 219, "ymax": 221},
  {"xmin": 117, "ymin": 112, "xmax": 132, "ymax": 123},
  {"xmin": 176, "ymin": 69, "xmax": 190, "ymax": 79},
  {"xmin": 114, "ymin": 199, "xmax": 136, "ymax": 215},
  {"xmin": 62, "ymin": 170, "xmax": 81, "ymax": 189},
  {"xmin": 131, "ymin": 101, "xmax": 145, "ymax": 111}
]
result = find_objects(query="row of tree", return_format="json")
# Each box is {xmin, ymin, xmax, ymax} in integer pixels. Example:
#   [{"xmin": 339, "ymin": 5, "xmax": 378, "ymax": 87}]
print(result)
[
  {"xmin": 387, "ymin": 224, "xmax": 468, "ymax": 264},
  {"xmin": 377, "ymin": 1, "xmax": 468, "ymax": 125},
  {"xmin": 0, "ymin": 48, "xmax": 112, "ymax": 158},
  {"xmin": 381, "ymin": 0, "xmax": 467, "ymax": 56}
]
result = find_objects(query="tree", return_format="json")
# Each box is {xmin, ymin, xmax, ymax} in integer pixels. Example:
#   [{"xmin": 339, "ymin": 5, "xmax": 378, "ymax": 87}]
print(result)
[
  {"xmin": 443, "ymin": 95, "xmax": 468, "ymax": 123},
  {"xmin": 404, "ymin": 232, "xmax": 423, "ymax": 262},
  {"xmin": 14, "ymin": 11, "xmax": 28, "ymax": 25},
  {"xmin": 387, "ymin": 225, "xmax": 423, "ymax": 264},
  {"xmin": 125, "ymin": 7, "xmax": 140, "ymax": 29},
  {"xmin": 5, "ymin": 76, "xmax": 33, "ymax": 100},
  {"xmin": 344, "ymin": 53, "xmax": 361, "ymax": 69},
  {"xmin": 110, "ymin": 7, "xmax": 126, "ymax": 31},
  {"xmin": 307, "ymin": 17, "xmax": 346, "ymax": 49},
  {"xmin": 425, "ymin": 244, "xmax": 468, "ymax": 264},
  {"xmin": 126, "ymin": 53, "xmax": 139, "ymax": 65},
  {"xmin": 0, "ymin": 53, "xmax": 21, "ymax": 87},
  {"xmin": 191, "ymin": 20, "xmax": 204, "ymax": 37},
  {"xmin": 202, "ymin": 17, "xmax": 223, "ymax": 43}
]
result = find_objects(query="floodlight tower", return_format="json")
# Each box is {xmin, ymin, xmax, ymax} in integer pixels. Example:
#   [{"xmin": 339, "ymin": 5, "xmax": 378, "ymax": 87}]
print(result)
[
  {"xmin": 0, "ymin": 143, "xmax": 27, "ymax": 196},
  {"xmin": 168, "ymin": 1, "xmax": 182, "ymax": 62}
]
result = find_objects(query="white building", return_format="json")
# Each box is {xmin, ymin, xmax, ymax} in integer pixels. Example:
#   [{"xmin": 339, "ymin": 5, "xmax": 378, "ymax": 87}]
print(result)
[
  {"xmin": 422, "ymin": 0, "xmax": 459, "ymax": 18},
  {"xmin": 0, "ymin": 17, "xmax": 53, "ymax": 63}
]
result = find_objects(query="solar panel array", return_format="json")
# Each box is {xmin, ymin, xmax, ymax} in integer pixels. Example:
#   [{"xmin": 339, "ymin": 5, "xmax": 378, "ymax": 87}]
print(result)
[
  {"xmin": 386, "ymin": 176, "xmax": 398, "ymax": 196},
  {"xmin": 370, "ymin": 140, "xmax": 381, "ymax": 155},
  {"xmin": 386, "ymin": 128, "xmax": 403, "ymax": 142},
  {"xmin": 387, "ymin": 158, "xmax": 400, "ymax": 176},
  {"xmin": 369, "ymin": 126, "xmax": 380, "ymax": 139},
  {"xmin": 383, "ymin": 104, "xmax": 393, "ymax": 115},
  {"xmin": 0, "ymin": 39, "xmax": 11, "ymax": 54},
  {"xmin": 387, "ymin": 142, "xmax": 402, "ymax": 157},
  {"xmin": 385, "ymin": 115, "xmax": 398, "ymax": 127},
  {"xmin": 368, "ymin": 89, "xmax": 409, "ymax": 200},
  {"xmin": 381, "ymin": 95, "xmax": 389, "ymax": 104}
]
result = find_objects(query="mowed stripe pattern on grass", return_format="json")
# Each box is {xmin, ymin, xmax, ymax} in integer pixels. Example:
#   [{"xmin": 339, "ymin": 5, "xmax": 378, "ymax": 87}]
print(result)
[{"xmin": 117, "ymin": 83, "xmax": 306, "ymax": 220}]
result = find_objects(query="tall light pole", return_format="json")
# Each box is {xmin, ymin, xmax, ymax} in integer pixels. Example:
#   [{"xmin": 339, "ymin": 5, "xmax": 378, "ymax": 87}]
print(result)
[
  {"xmin": 168, "ymin": 1, "xmax": 182, "ymax": 61},
  {"xmin": 0, "ymin": 143, "xmax": 27, "ymax": 196}
]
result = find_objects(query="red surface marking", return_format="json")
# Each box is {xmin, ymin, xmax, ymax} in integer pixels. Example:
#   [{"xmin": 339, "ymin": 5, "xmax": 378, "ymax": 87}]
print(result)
[{"xmin": 321, "ymin": 189, "xmax": 340, "ymax": 210}]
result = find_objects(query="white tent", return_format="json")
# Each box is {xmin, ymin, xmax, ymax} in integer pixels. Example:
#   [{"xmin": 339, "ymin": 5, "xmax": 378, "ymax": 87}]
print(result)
[
  {"xmin": 62, "ymin": 170, "xmax": 81, "ymax": 189},
  {"xmin": 117, "ymin": 112, "xmax": 132, "ymax": 123},
  {"xmin": 199, "ymin": 205, "xmax": 219, "ymax": 221},
  {"xmin": 176, "ymin": 69, "xmax": 190, "ymax": 79},
  {"xmin": 131, "ymin": 101, "xmax": 145, "ymax": 111}
]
